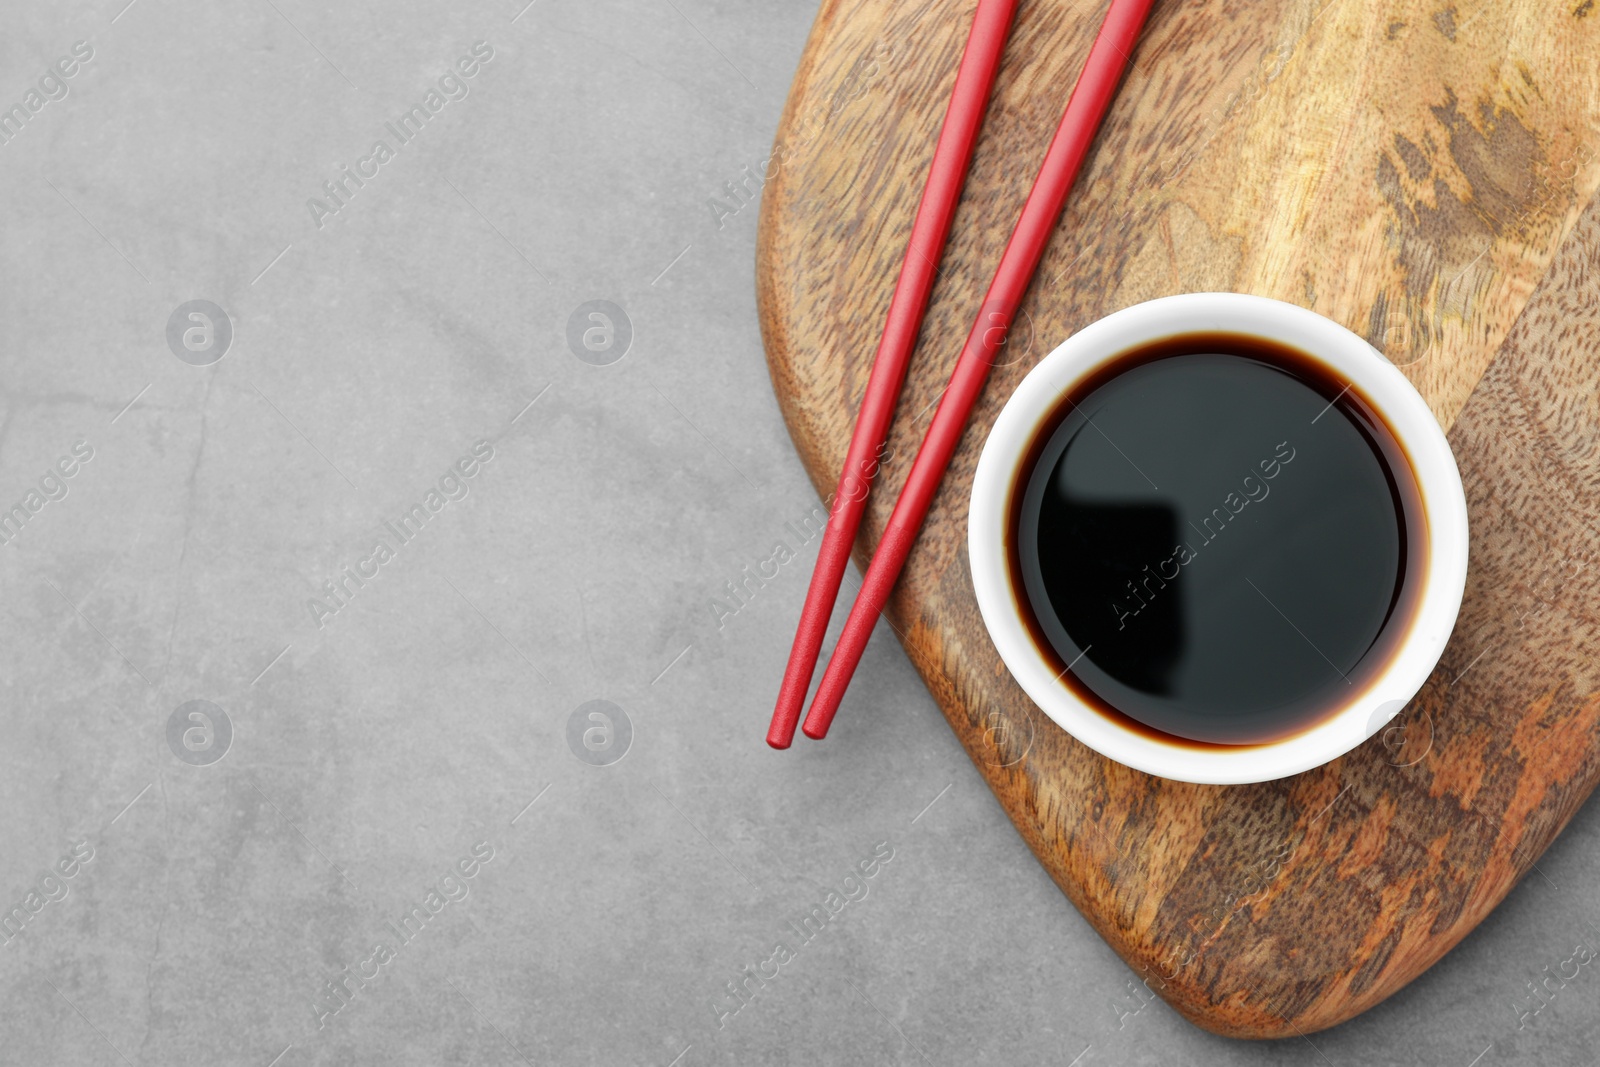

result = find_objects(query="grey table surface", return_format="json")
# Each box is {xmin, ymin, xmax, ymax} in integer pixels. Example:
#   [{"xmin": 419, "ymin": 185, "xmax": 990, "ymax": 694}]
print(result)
[{"xmin": 2, "ymin": 1, "xmax": 1598, "ymax": 1065}]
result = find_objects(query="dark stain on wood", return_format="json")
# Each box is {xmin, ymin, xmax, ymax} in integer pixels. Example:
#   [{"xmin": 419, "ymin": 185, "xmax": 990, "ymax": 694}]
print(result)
[{"xmin": 1433, "ymin": 7, "xmax": 1458, "ymax": 41}]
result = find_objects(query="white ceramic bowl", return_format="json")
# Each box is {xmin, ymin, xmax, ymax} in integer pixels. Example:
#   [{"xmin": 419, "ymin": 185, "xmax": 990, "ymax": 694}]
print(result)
[{"xmin": 968, "ymin": 293, "xmax": 1468, "ymax": 784}]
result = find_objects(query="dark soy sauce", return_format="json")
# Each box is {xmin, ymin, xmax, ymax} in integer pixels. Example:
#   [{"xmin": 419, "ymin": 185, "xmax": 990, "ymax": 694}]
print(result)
[{"xmin": 1006, "ymin": 333, "xmax": 1427, "ymax": 746}]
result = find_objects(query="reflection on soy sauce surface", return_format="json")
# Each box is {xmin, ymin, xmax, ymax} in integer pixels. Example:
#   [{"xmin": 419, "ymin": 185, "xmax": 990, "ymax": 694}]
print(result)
[{"xmin": 1008, "ymin": 335, "xmax": 1427, "ymax": 746}]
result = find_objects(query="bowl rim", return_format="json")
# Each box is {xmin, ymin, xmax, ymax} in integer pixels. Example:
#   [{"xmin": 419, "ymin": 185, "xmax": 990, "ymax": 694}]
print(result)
[{"xmin": 967, "ymin": 292, "xmax": 1469, "ymax": 784}]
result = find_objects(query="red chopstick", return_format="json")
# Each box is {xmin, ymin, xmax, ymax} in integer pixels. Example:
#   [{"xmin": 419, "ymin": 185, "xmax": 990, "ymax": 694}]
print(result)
[
  {"xmin": 766, "ymin": 0, "xmax": 1019, "ymax": 749},
  {"xmin": 802, "ymin": 0, "xmax": 1156, "ymax": 741}
]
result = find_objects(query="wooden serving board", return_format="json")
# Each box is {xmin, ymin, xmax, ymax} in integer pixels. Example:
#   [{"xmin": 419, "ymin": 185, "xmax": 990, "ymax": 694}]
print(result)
[{"xmin": 756, "ymin": 0, "xmax": 1600, "ymax": 1038}]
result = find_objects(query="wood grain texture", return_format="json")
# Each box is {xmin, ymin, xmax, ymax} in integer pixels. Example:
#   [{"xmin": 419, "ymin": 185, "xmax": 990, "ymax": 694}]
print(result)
[{"xmin": 756, "ymin": 0, "xmax": 1600, "ymax": 1038}]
